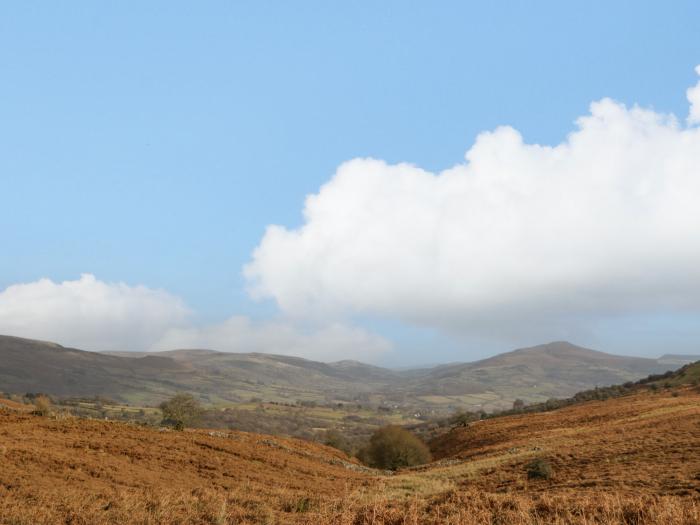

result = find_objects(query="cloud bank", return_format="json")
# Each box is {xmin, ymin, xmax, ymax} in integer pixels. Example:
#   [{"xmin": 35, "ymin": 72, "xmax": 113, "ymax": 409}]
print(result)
[
  {"xmin": 0, "ymin": 274, "xmax": 190, "ymax": 351},
  {"xmin": 245, "ymin": 68, "xmax": 700, "ymax": 341},
  {"xmin": 0, "ymin": 274, "xmax": 390, "ymax": 360}
]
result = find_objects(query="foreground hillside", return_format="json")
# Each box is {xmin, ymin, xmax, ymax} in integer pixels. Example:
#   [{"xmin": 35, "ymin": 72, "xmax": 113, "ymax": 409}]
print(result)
[
  {"xmin": 0, "ymin": 406, "xmax": 368, "ymax": 524},
  {"xmin": 2, "ymin": 385, "xmax": 699, "ymax": 524}
]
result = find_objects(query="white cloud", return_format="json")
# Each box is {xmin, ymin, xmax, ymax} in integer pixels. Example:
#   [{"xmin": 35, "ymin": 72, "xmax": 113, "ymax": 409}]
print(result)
[
  {"xmin": 688, "ymin": 65, "xmax": 700, "ymax": 125},
  {"xmin": 245, "ymin": 67, "xmax": 700, "ymax": 341},
  {"xmin": 0, "ymin": 274, "xmax": 190, "ymax": 350},
  {"xmin": 0, "ymin": 274, "xmax": 391, "ymax": 361},
  {"xmin": 153, "ymin": 317, "xmax": 392, "ymax": 362}
]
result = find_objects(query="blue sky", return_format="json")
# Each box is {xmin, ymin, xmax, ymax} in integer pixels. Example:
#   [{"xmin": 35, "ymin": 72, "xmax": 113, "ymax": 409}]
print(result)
[{"xmin": 2, "ymin": 2, "xmax": 700, "ymax": 364}]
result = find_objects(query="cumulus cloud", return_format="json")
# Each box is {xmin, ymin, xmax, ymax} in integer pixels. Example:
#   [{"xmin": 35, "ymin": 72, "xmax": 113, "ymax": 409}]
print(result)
[
  {"xmin": 245, "ymin": 67, "xmax": 700, "ymax": 341},
  {"xmin": 153, "ymin": 317, "xmax": 392, "ymax": 362},
  {"xmin": 0, "ymin": 274, "xmax": 190, "ymax": 350},
  {"xmin": 0, "ymin": 274, "xmax": 391, "ymax": 360}
]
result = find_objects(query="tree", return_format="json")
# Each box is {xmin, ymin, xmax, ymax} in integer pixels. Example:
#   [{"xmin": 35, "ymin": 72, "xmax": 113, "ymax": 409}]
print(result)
[
  {"xmin": 160, "ymin": 393, "xmax": 203, "ymax": 430},
  {"xmin": 512, "ymin": 398, "xmax": 525, "ymax": 411},
  {"xmin": 362, "ymin": 425, "xmax": 431, "ymax": 470}
]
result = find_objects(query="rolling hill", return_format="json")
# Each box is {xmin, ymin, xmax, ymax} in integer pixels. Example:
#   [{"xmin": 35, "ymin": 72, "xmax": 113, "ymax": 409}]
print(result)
[
  {"xmin": 397, "ymin": 341, "xmax": 669, "ymax": 404},
  {"xmin": 1, "ymin": 374, "xmax": 699, "ymax": 523},
  {"xmin": 0, "ymin": 335, "xmax": 690, "ymax": 413},
  {"xmin": 0, "ymin": 335, "xmax": 391, "ymax": 406},
  {"xmin": 0, "ymin": 335, "xmax": 187, "ymax": 400}
]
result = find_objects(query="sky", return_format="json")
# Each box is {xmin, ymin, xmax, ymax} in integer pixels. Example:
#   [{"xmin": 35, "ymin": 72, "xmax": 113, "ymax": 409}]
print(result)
[{"xmin": 2, "ymin": 2, "xmax": 700, "ymax": 365}]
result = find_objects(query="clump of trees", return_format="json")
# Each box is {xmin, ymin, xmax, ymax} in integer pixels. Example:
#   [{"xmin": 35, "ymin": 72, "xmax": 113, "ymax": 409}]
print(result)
[
  {"xmin": 160, "ymin": 393, "xmax": 203, "ymax": 430},
  {"xmin": 359, "ymin": 425, "xmax": 431, "ymax": 470}
]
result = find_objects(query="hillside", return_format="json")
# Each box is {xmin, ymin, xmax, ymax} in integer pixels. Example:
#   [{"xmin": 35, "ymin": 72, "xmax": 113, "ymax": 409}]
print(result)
[
  {"xmin": 1, "ymin": 383, "xmax": 699, "ymax": 523},
  {"xmin": 651, "ymin": 360, "xmax": 700, "ymax": 387},
  {"xmin": 0, "ymin": 335, "xmax": 187, "ymax": 400},
  {"xmin": 391, "ymin": 341, "xmax": 674, "ymax": 410},
  {"xmin": 658, "ymin": 354, "xmax": 700, "ymax": 366},
  {"xmin": 0, "ymin": 406, "xmax": 367, "ymax": 524},
  {"xmin": 0, "ymin": 335, "xmax": 387, "ymax": 406},
  {"xmin": 0, "ymin": 335, "xmax": 689, "ymax": 414}
]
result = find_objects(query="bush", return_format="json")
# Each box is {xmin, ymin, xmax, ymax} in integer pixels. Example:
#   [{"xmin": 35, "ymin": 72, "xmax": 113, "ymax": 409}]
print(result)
[
  {"xmin": 323, "ymin": 429, "xmax": 353, "ymax": 455},
  {"xmin": 32, "ymin": 395, "xmax": 52, "ymax": 416},
  {"xmin": 449, "ymin": 411, "xmax": 478, "ymax": 427},
  {"xmin": 526, "ymin": 458, "xmax": 553, "ymax": 480},
  {"xmin": 362, "ymin": 425, "xmax": 431, "ymax": 470},
  {"xmin": 160, "ymin": 393, "xmax": 203, "ymax": 430}
]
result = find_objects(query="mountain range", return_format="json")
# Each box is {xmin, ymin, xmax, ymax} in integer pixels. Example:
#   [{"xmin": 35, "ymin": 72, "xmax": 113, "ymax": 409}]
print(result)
[{"xmin": 0, "ymin": 334, "xmax": 694, "ymax": 414}]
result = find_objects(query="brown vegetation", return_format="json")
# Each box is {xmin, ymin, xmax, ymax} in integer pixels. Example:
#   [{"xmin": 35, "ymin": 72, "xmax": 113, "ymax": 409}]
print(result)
[
  {"xmin": 1, "ymin": 386, "xmax": 699, "ymax": 523},
  {"xmin": 360, "ymin": 425, "xmax": 431, "ymax": 470},
  {"xmin": 31, "ymin": 394, "xmax": 52, "ymax": 416}
]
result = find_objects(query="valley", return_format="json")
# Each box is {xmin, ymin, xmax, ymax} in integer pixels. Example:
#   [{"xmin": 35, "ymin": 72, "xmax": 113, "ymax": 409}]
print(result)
[
  {"xmin": 1, "ymin": 377, "xmax": 699, "ymax": 524},
  {"xmin": 2, "ymin": 334, "xmax": 699, "ymax": 523}
]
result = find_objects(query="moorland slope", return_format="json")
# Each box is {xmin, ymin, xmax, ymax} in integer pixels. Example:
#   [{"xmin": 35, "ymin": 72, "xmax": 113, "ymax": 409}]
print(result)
[{"xmin": 1, "ymin": 382, "xmax": 699, "ymax": 524}]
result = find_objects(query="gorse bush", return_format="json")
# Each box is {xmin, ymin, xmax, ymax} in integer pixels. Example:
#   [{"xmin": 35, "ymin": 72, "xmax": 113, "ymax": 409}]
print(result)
[{"xmin": 361, "ymin": 425, "xmax": 431, "ymax": 470}]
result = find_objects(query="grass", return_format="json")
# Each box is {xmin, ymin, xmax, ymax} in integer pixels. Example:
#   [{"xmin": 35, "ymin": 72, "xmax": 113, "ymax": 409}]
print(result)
[
  {"xmin": 1, "ymin": 484, "xmax": 697, "ymax": 524},
  {"xmin": 2, "ymin": 387, "xmax": 700, "ymax": 523}
]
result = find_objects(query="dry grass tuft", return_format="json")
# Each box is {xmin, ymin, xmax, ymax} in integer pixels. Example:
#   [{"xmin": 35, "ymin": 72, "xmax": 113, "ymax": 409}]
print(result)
[{"xmin": 31, "ymin": 395, "xmax": 52, "ymax": 416}]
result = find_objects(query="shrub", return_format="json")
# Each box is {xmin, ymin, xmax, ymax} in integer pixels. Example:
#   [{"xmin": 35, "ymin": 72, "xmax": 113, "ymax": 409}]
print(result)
[
  {"xmin": 526, "ymin": 458, "xmax": 553, "ymax": 480},
  {"xmin": 362, "ymin": 425, "xmax": 431, "ymax": 470},
  {"xmin": 323, "ymin": 429, "xmax": 353, "ymax": 455},
  {"xmin": 449, "ymin": 411, "xmax": 478, "ymax": 427},
  {"xmin": 160, "ymin": 393, "xmax": 203, "ymax": 430},
  {"xmin": 32, "ymin": 395, "xmax": 52, "ymax": 416}
]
